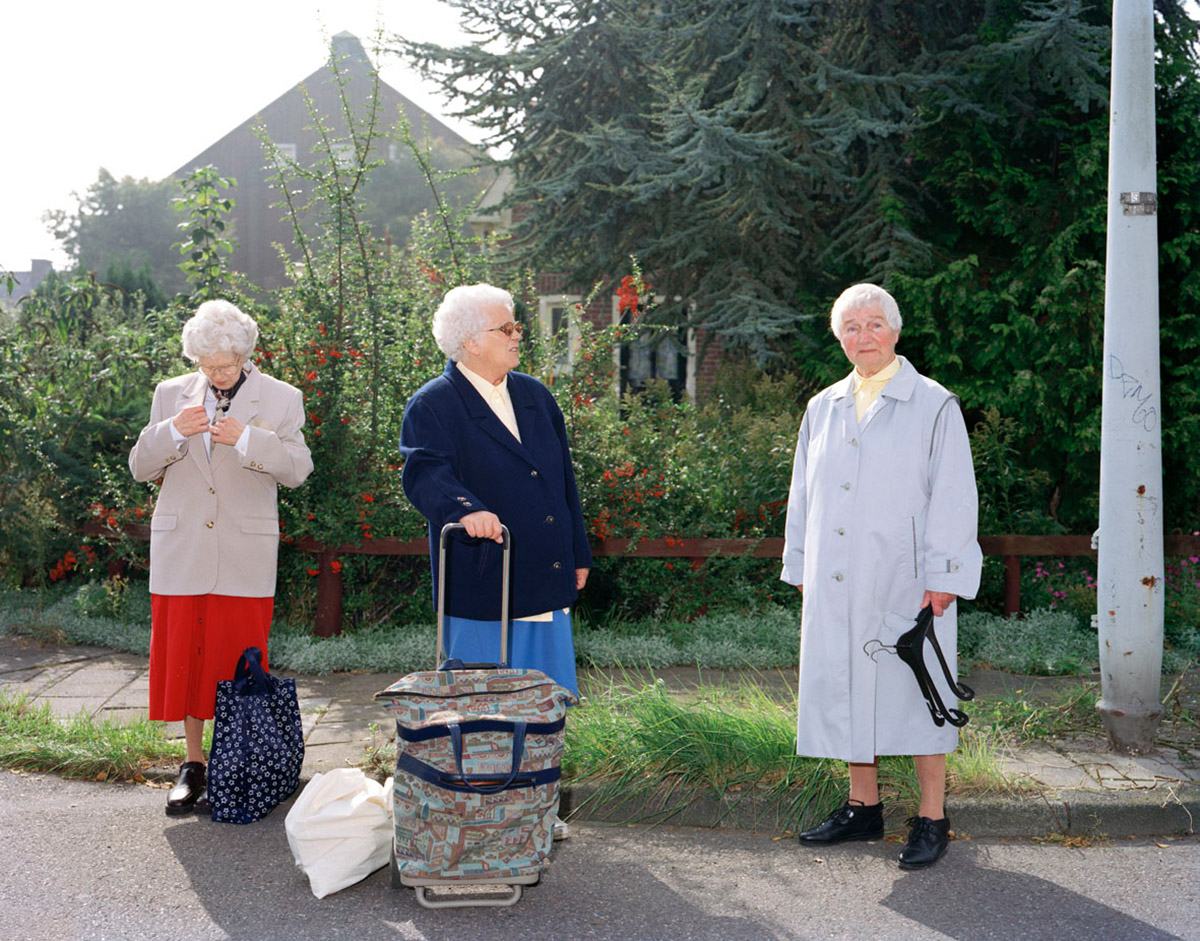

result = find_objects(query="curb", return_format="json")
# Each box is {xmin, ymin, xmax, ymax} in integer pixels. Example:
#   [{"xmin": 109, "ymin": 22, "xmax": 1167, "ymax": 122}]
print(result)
[{"xmin": 559, "ymin": 783, "xmax": 1200, "ymax": 838}]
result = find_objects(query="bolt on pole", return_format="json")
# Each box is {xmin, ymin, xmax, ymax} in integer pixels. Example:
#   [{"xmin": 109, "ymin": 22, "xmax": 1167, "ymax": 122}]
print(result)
[{"xmin": 1096, "ymin": 0, "xmax": 1164, "ymax": 753}]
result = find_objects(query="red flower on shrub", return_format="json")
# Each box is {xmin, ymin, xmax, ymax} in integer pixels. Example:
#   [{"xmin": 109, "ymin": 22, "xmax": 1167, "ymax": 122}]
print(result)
[
  {"xmin": 616, "ymin": 275, "xmax": 651, "ymax": 317},
  {"xmin": 330, "ymin": 560, "xmax": 343, "ymax": 574},
  {"xmin": 307, "ymin": 568, "xmax": 320, "ymax": 576}
]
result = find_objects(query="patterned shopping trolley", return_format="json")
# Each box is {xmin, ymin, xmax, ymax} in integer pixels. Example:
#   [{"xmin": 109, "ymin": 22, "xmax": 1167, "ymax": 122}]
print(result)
[{"xmin": 374, "ymin": 523, "xmax": 576, "ymax": 909}]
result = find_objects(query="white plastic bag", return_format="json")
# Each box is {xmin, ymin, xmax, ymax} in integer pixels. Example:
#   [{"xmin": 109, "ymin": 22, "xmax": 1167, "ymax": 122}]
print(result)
[{"xmin": 285, "ymin": 768, "xmax": 394, "ymax": 899}]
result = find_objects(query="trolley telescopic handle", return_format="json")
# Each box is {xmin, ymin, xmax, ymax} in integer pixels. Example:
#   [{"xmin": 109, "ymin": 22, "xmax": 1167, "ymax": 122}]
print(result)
[{"xmin": 436, "ymin": 522, "xmax": 511, "ymax": 668}]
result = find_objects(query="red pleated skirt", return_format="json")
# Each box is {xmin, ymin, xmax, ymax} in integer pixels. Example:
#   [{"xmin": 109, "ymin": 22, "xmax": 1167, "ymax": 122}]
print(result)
[{"xmin": 149, "ymin": 594, "xmax": 273, "ymax": 721}]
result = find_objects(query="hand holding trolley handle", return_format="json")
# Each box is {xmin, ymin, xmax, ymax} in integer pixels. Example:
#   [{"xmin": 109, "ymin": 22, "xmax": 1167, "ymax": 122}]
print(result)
[{"xmin": 458, "ymin": 510, "xmax": 505, "ymax": 542}]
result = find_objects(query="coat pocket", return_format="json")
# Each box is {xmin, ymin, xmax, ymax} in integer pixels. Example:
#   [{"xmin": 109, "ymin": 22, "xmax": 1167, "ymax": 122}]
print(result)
[
  {"xmin": 240, "ymin": 517, "xmax": 280, "ymax": 536},
  {"xmin": 474, "ymin": 540, "xmax": 493, "ymax": 578},
  {"xmin": 150, "ymin": 514, "xmax": 178, "ymax": 532},
  {"xmin": 904, "ymin": 516, "xmax": 918, "ymax": 579}
]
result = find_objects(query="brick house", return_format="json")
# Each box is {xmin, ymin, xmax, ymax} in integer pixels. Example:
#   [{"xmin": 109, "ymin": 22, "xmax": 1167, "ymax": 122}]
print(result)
[
  {"xmin": 170, "ymin": 32, "xmax": 478, "ymax": 292},
  {"xmin": 468, "ymin": 172, "xmax": 725, "ymax": 401}
]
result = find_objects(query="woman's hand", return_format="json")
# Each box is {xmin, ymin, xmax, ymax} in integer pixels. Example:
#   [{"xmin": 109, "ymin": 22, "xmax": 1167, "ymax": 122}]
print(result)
[
  {"xmin": 172, "ymin": 406, "xmax": 210, "ymax": 437},
  {"xmin": 576, "ymin": 568, "xmax": 589, "ymax": 590},
  {"xmin": 459, "ymin": 510, "xmax": 504, "ymax": 542},
  {"xmin": 210, "ymin": 416, "xmax": 246, "ymax": 447},
  {"xmin": 921, "ymin": 590, "xmax": 957, "ymax": 616}
]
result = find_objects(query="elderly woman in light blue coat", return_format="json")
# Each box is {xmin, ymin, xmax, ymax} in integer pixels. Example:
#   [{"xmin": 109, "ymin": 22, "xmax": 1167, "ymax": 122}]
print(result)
[{"xmin": 781, "ymin": 283, "xmax": 982, "ymax": 870}]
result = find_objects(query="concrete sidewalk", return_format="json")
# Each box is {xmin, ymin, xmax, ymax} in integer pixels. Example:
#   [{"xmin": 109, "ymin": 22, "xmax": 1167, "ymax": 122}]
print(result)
[{"xmin": 2, "ymin": 636, "xmax": 1197, "ymax": 838}]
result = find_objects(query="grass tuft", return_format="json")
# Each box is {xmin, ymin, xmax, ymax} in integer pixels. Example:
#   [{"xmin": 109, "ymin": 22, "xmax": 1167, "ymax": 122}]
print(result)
[
  {"xmin": 0, "ymin": 690, "xmax": 184, "ymax": 781},
  {"xmin": 562, "ymin": 678, "xmax": 1003, "ymax": 829}
]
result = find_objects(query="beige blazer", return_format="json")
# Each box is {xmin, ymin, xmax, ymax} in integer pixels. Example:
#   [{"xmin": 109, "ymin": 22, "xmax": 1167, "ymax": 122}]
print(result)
[{"xmin": 129, "ymin": 363, "xmax": 313, "ymax": 597}]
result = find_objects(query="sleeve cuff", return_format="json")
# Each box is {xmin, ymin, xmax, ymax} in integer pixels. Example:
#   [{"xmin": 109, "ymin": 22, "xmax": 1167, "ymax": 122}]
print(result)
[{"xmin": 234, "ymin": 426, "xmax": 251, "ymax": 456}]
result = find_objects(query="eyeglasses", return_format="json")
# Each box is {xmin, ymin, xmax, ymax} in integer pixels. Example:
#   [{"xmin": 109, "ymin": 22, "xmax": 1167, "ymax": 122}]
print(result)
[
  {"xmin": 197, "ymin": 359, "xmax": 244, "ymax": 378},
  {"xmin": 485, "ymin": 321, "xmax": 524, "ymax": 338}
]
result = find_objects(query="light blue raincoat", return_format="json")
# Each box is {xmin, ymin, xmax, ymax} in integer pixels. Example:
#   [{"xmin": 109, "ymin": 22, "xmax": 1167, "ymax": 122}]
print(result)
[{"xmin": 781, "ymin": 356, "xmax": 982, "ymax": 762}]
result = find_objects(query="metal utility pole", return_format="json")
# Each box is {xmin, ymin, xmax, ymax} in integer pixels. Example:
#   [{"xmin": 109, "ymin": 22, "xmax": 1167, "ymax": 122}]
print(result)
[{"xmin": 1096, "ymin": 0, "xmax": 1164, "ymax": 753}]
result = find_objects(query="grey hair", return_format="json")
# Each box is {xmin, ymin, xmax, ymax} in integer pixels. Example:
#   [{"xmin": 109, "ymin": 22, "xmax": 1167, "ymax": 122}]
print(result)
[
  {"xmin": 829, "ymin": 283, "xmax": 903, "ymax": 340},
  {"xmin": 432, "ymin": 283, "xmax": 515, "ymax": 361},
  {"xmin": 181, "ymin": 300, "xmax": 259, "ymax": 361}
]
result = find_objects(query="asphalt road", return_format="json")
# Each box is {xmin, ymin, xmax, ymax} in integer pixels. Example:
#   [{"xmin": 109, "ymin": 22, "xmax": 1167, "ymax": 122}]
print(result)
[{"xmin": 1, "ymin": 773, "xmax": 1197, "ymax": 941}]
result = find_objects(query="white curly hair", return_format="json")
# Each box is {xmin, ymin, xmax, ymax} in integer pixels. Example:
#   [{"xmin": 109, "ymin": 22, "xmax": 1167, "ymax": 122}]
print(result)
[
  {"xmin": 181, "ymin": 300, "xmax": 259, "ymax": 361},
  {"xmin": 432, "ymin": 284, "xmax": 515, "ymax": 361},
  {"xmin": 829, "ymin": 283, "xmax": 903, "ymax": 340}
]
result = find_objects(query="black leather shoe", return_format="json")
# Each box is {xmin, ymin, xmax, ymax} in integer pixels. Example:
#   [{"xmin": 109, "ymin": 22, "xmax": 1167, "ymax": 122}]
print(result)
[
  {"xmin": 192, "ymin": 787, "xmax": 210, "ymax": 816},
  {"xmin": 166, "ymin": 762, "xmax": 206, "ymax": 816},
  {"xmin": 798, "ymin": 801, "xmax": 884, "ymax": 844},
  {"xmin": 898, "ymin": 815, "xmax": 950, "ymax": 869}
]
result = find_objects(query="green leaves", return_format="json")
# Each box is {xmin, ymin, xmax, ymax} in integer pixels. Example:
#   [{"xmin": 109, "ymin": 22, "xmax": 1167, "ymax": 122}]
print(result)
[{"xmin": 172, "ymin": 166, "xmax": 237, "ymax": 302}]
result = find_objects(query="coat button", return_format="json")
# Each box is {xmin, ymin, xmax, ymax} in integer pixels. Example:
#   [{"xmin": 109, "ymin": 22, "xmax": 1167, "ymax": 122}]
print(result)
[
  {"xmin": 552, "ymin": 561, "xmax": 562, "ymax": 570},
  {"xmin": 849, "ymin": 438, "xmax": 858, "ymax": 446},
  {"xmin": 836, "ymin": 528, "xmax": 845, "ymax": 535},
  {"xmin": 842, "ymin": 482, "xmax": 851, "ymax": 490},
  {"xmin": 833, "ymin": 572, "xmax": 844, "ymax": 581},
  {"xmin": 530, "ymin": 470, "xmax": 539, "ymax": 477},
  {"xmin": 206, "ymin": 521, "xmax": 214, "ymax": 529},
  {"xmin": 209, "ymin": 488, "xmax": 215, "ymax": 494},
  {"xmin": 545, "ymin": 515, "xmax": 555, "ymax": 524}
]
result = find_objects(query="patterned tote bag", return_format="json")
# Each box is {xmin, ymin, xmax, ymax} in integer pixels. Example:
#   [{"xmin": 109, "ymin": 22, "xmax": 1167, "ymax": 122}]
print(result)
[{"xmin": 208, "ymin": 646, "xmax": 305, "ymax": 824}]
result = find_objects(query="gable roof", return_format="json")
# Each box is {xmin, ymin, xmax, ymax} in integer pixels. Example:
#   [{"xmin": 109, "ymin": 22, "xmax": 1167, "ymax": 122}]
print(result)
[{"xmin": 169, "ymin": 32, "xmax": 477, "ymax": 290}]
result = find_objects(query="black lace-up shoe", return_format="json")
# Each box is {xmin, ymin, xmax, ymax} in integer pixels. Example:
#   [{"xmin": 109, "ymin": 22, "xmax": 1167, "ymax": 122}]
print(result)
[
  {"xmin": 898, "ymin": 815, "xmax": 950, "ymax": 869},
  {"xmin": 798, "ymin": 800, "xmax": 884, "ymax": 844},
  {"xmin": 166, "ymin": 761, "xmax": 207, "ymax": 816}
]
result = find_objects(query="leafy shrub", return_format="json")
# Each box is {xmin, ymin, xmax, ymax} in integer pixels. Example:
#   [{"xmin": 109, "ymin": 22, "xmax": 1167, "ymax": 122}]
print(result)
[
  {"xmin": 576, "ymin": 606, "xmax": 801, "ymax": 670},
  {"xmin": 0, "ymin": 279, "xmax": 179, "ymax": 586},
  {"xmin": 959, "ymin": 607, "xmax": 1096, "ymax": 676}
]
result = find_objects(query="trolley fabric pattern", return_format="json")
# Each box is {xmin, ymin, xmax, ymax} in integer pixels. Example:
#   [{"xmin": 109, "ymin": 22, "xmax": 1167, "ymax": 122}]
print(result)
[{"xmin": 376, "ymin": 668, "xmax": 574, "ymax": 894}]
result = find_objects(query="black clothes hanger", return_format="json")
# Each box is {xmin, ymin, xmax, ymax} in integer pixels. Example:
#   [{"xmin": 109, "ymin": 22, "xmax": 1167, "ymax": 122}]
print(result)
[{"xmin": 865, "ymin": 606, "xmax": 975, "ymax": 728}]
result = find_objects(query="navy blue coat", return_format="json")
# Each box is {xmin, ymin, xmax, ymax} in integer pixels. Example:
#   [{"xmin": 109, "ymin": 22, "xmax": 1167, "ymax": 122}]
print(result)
[{"xmin": 399, "ymin": 362, "xmax": 593, "ymax": 620}]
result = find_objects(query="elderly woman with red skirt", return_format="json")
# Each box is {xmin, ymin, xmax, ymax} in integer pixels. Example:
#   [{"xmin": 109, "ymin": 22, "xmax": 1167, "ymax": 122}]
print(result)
[{"xmin": 129, "ymin": 300, "xmax": 313, "ymax": 815}]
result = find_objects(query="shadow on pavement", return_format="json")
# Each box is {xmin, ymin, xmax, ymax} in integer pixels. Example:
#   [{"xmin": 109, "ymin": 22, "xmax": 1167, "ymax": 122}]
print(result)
[
  {"xmin": 163, "ymin": 802, "xmax": 785, "ymax": 940},
  {"xmin": 881, "ymin": 843, "xmax": 1183, "ymax": 941}
]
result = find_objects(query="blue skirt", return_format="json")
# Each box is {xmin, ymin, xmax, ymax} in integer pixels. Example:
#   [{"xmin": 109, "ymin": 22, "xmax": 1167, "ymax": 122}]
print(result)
[{"xmin": 443, "ymin": 609, "xmax": 578, "ymax": 698}]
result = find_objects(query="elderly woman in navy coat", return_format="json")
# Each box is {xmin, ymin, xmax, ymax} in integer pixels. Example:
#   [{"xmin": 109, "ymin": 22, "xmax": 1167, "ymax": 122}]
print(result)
[{"xmin": 399, "ymin": 283, "xmax": 591, "ymax": 700}]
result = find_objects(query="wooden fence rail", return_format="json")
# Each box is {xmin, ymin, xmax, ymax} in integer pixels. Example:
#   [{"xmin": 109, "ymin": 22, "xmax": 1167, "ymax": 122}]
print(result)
[{"xmin": 83, "ymin": 524, "xmax": 1200, "ymax": 636}]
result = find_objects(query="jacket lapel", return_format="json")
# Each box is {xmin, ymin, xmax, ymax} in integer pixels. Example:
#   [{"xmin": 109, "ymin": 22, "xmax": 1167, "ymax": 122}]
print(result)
[
  {"xmin": 447, "ymin": 363, "xmax": 540, "ymax": 466},
  {"xmin": 226, "ymin": 364, "xmax": 261, "ymax": 427},
  {"xmin": 179, "ymin": 372, "xmax": 216, "ymax": 484},
  {"xmin": 858, "ymin": 356, "xmax": 915, "ymax": 433}
]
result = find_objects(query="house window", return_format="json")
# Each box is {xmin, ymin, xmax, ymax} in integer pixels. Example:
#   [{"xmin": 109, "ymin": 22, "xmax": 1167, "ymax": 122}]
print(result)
[
  {"xmin": 271, "ymin": 142, "xmax": 298, "ymax": 167},
  {"xmin": 538, "ymin": 294, "xmax": 582, "ymax": 371},
  {"xmin": 612, "ymin": 295, "xmax": 694, "ymax": 401},
  {"xmin": 388, "ymin": 143, "xmax": 400, "ymax": 162},
  {"xmin": 331, "ymin": 143, "xmax": 355, "ymax": 169}
]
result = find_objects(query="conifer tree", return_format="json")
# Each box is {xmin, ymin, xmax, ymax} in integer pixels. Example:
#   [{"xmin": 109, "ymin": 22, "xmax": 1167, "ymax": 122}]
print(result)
[{"xmin": 395, "ymin": 1, "xmax": 975, "ymax": 352}]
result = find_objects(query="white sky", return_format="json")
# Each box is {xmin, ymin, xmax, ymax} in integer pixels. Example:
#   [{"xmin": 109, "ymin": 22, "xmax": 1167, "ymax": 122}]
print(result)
[{"xmin": 0, "ymin": 0, "xmax": 479, "ymax": 270}]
